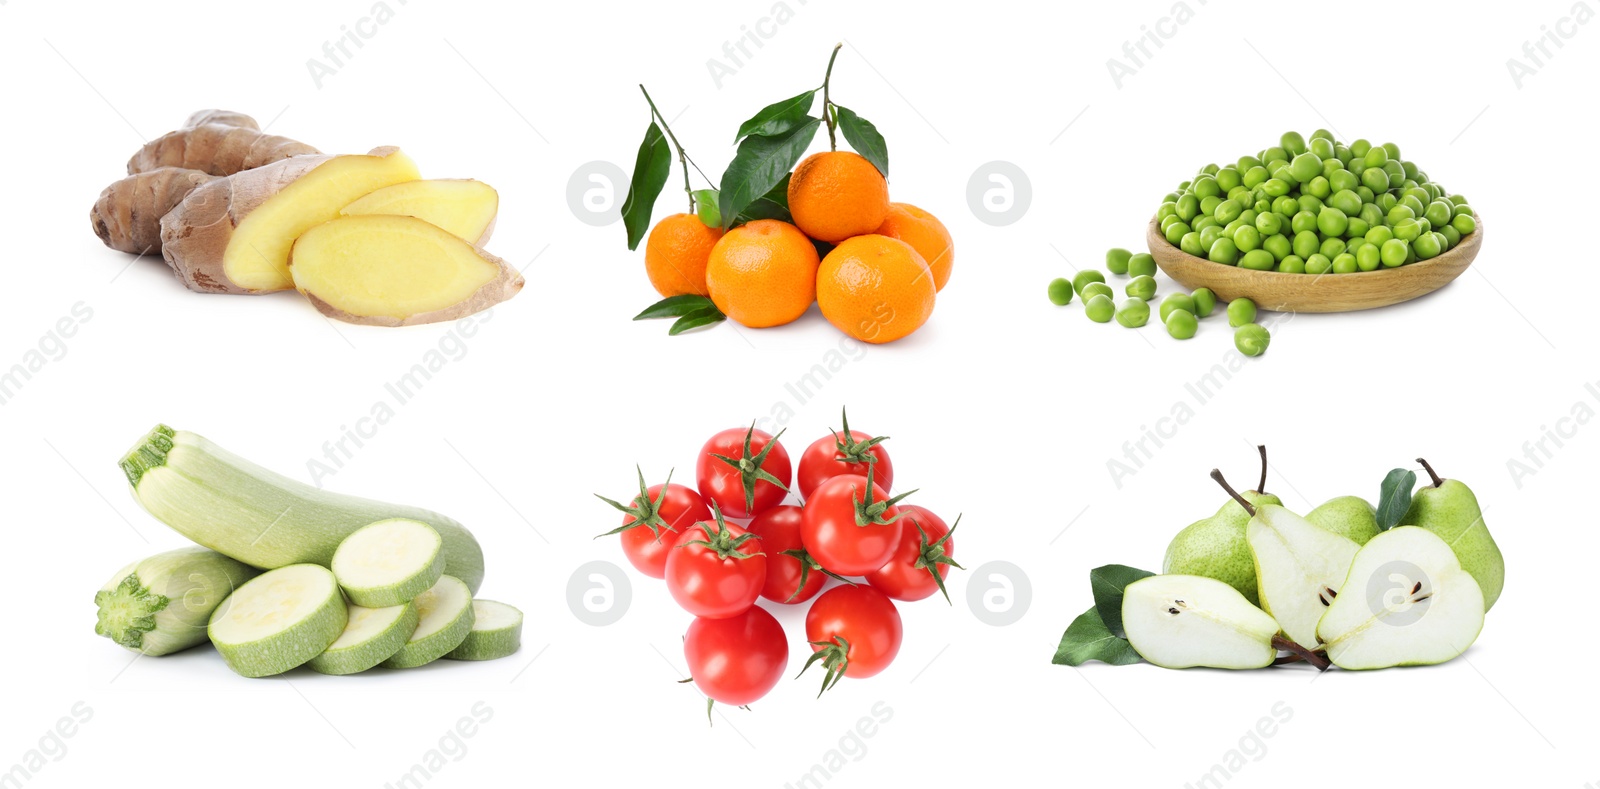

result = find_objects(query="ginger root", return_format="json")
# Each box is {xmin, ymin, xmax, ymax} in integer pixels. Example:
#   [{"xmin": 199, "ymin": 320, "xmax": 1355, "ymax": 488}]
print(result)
[
  {"xmin": 290, "ymin": 215, "xmax": 524, "ymax": 327},
  {"xmin": 340, "ymin": 179, "xmax": 499, "ymax": 246},
  {"xmin": 127, "ymin": 109, "xmax": 319, "ymax": 177},
  {"xmin": 90, "ymin": 167, "xmax": 217, "ymax": 255},
  {"xmin": 159, "ymin": 147, "xmax": 420, "ymax": 294}
]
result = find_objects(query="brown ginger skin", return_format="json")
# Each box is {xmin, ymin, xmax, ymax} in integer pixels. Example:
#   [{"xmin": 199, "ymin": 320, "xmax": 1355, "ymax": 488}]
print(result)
[
  {"xmin": 90, "ymin": 167, "xmax": 217, "ymax": 255},
  {"xmin": 126, "ymin": 110, "xmax": 319, "ymax": 177}
]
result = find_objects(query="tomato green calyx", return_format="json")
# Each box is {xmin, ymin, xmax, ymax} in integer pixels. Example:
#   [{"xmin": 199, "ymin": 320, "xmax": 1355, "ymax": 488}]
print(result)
[
  {"xmin": 911, "ymin": 514, "xmax": 965, "ymax": 605},
  {"xmin": 852, "ymin": 466, "xmax": 916, "ymax": 528},
  {"xmin": 593, "ymin": 465, "xmax": 676, "ymax": 540},
  {"xmin": 829, "ymin": 406, "xmax": 889, "ymax": 466},
  {"xmin": 778, "ymin": 547, "xmax": 855, "ymax": 603},
  {"xmin": 710, "ymin": 422, "xmax": 790, "ymax": 514},
  {"xmin": 797, "ymin": 635, "xmax": 852, "ymax": 697},
  {"xmin": 682, "ymin": 503, "xmax": 764, "ymax": 560}
]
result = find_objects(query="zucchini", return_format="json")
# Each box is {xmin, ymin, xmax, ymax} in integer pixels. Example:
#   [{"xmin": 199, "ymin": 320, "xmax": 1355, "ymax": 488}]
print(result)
[
  {"xmin": 331, "ymin": 518, "xmax": 444, "ymax": 607},
  {"xmin": 382, "ymin": 576, "xmax": 473, "ymax": 668},
  {"xmin": 307, "ymin": 601, "xmax": 418, "ymax": 675},
  {"xmin": 446, "ymin": 600, "xmax": 523, "ymax": 661},
  {"xmin": 94, "ymin": 546, "xmax": 261, "ymax": 656},
  {"xmin": 208, "ymin": 564, "xmax": 347, "ymax": 677},
  {"xmin": 120, "ymin": 425, "xmax": 485, "ymax": 593}
]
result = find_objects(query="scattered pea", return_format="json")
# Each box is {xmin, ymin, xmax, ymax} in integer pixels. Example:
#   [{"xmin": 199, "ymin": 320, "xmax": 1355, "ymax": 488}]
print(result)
[
  {"xmin": 1160, "ymin": 293, "xmax": 1197, "ymax": 323},
  {"xmin": 1191, "ymin": 288, "xmax": 1217, "ymax": 317},
  {"xmin": 1106, "ymin": 248, "xmax": 1133, "ymax": 275},
  {"xmin": 1115, "ymin": 298, "xmax": 1150, "ymax": 328},
  {"xmin": 1072, "ymin": 269, "xmax": 1105, "ymax": 296},
  {"xmin": 1166, "ymin": 309, "xmax": 1198, "ymax": 339},
  {"xmin": 1128, "ymin": 253, "xmax": 1158, "ymax": 277},
  {"xmin": 1234, "ymin": 323, "xmax": 1271, "ymax": 357},
  {"xmin": 1227, "ymin": 298, "xmax": 1257, "ymax": 327},
  {"xmin": 1047, "ymin": 278, "xmax": 1074, "ymax": 305},
  {"xmin": 1126, "ymin": 275, "xmax": 1158, "ymax": 301},
  {"xmin": 1081, "ymin": 282, "xmax": 1114, "ymax": 302},
  {"xmin": 1085, "ymin": 293, "xmax": 1116, "ymax": 323}
]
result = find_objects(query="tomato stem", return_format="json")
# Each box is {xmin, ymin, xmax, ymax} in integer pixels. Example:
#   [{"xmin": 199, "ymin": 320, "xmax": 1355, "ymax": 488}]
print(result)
[
  {"xmin": 797, "ymin": 635, "xmax": 852, "ymax": 697},
  {"xmin": 911, "ymin": 514, "xmax": 965, "ymax": 605},
  {"xmin": 709, "ymin": 422, "xmax": 789, "ymax": 515},
  {"xmin": 829, "ymin": 406, "xmax": 890, "ymax": 466},
  {"xmin": 681, "ymin": 503, "xmax": 763, "ymax": 560},
  {"xmin": 853, "ymin": 465, "xmax": 916, "ymax": 527},
  {"xmin": 593, "ymin": 465, "xmax": 675, "ymax": 540}
]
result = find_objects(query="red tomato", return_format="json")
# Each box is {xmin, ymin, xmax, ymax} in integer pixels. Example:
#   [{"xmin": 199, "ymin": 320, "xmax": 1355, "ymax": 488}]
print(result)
[
  {"xmin": 802, "ymin": 585, "xmax": 903, "ymax": 691},
  {"xmin": 596, "ymin": 472, "xmax": 711, "ymax": 579},
  {"xmin": 684, "ymin": 605, "xmax": 788, "ymax": 707},
  {"xmin": 664, "ymin": 515, "xmax": 767, "ymax": 619},
  {"xmin": 695, "ymin": 425, "xmax": 792, "ymax": 519},
  {"xmin": 746, "ymin": 505, "xmax": 827, "ymax": 605},
  {"xmin": 866, "ymin": 505, "xmax": 961, "ymax": 603},
  {"xmin": 797, "ymin": 410, "xmax": 892, "ymax": 500},
  {"xmin": 800, "ymin": 470, "xmax": 908, "ymax": 576}
]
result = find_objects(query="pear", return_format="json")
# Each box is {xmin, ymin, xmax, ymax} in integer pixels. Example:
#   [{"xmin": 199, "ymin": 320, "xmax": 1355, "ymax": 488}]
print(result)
[
  {"xmin": 1403, "ymin": 459, "xmax": 1505, "ymax": 611},
  {"xmin": 1211, "ymin": 471, "xmax": 1360, "ymax": 648},
  {"xmin": 1163, "ymin": 446, "xmax": 1282, "ymax": 605},
  {"xmin": 1316, "ymin": 526, "xmax": 1486, "ymax": 669},
  {"xmin": 1305, "ymin": 496, "xmax": 1380, "ymax": 545},
  {"xmin": 1122, "ymin": 575, "xmax": 1282, "ymax": 670}
]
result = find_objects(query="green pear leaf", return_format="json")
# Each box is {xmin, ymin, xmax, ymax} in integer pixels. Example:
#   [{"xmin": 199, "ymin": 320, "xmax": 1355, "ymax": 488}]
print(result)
[
  {"xmin": 1375, "ymin": 468, "xmax": 1417, "ymax": 532},
  {"xmin": 733, "ymin": 90, "xmax": 817, "ymax": 142},
  {"xmin": 718, "ymin": 118, "xmax": 821, "ymax": 230},
  {"xmin": 833, "ymin": 104, "xmax": 888, "ymax": 177},
  {"xmin": 1089, "ymin": 564, "xmax": 1155, "ymax": 638},
  {"xmin": 1052, "ymin": 607, "xmax": 1142, "ymax": 666},
  {"xmin": 622, "ymin": 121, "xmax": 673, "ymax": 251},
  {"xmin": 692, "ymin": 189, "xmax": 721, "ymax": 228}
]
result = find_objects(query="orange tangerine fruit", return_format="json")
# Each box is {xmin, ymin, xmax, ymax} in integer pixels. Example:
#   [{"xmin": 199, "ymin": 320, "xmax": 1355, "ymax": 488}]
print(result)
[
  {"xmin": 644, "ymin": 213, "xmax": 723, "ymax": 297},
  {"xmin": 816, "ymin": 234, "xmax": 935, "ymax": 344},
  {"xmin": 705, "ymin": 219, "xmax": 820, "ymax": 328},
  {"xmin": 874, "ymin": 203, "xmax": 953, "ymax": 292},
  {"xmin": 787, "ymin": 151, "xmax": 890, "ymax": 243}
]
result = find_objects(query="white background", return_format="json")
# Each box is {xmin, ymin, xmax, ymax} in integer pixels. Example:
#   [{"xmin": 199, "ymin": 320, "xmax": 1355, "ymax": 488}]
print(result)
[{"xmin": 1, "ymin": 0, "xmax": 1597, "ymax": 786}]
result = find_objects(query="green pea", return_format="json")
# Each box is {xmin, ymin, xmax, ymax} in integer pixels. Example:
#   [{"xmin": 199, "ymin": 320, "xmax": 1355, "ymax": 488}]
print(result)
[
  {"xmin": 1085, "ymin": 293, "xmax": 1115, "ymax": 323},
  {"xmin": 1237, "ymin": 155, "xmax": 1263, "ymax": 172},
  {"xmin": 1448, "ymin": 193, "xmax": 1469, "ymax": 207},
  {"xmin": 1306, "ymin": 175, "xmax": 1331, "ymax": 199},
  {"xmin": 1328, "ymin": 190, "xmax": 1362, "ymax": 217},
  {"xmin": 1290, "ymin": 210, "xmax": 1318, "ymax": 235},
  {"xmin": 1356, "ymin": 186, "xmax": 1376, "ymax": 205},
  {"xmin": 1402, "ymin": 186, "xmax": 1429, "ymax": 205},
  {"xmin": 1255, "ymin": 212, "xmax": 1284, "ymax": 236},
  {"xmin": 1393, "ymin": 218, "xmax": 1422, "ymax": 242},
  {"xmin": 1423, "ymin": 200, "xmax": 1453, "ymax": 227},
  {"xmin": 1292, "ymin": 230, "xmax": 1320, "ymax": 258},
  {"xmin": 1193, "ymin": 215, "xmax": 1220, "ymax": 232},
  {"xmin": 1072, "ymin": 269, "xmax": 1106, "ymax": 295},
  {"xmin": 1223, "ymin": 219, "xmax": 1246, "ymax": 238},
  {"xmin": 1363, "ymin": 146, "xmax": 1389, "ymax": 169},
  {"xmin": 1439, "ymin": 224, "xmax": 1461, "ymax": 249},
  {"xmin": 1215, "ymin": 167, "xmax": 1242, "ymax": 192},
  {"xmin": 1156, "ymin": 203, "xmax": 1177, "ymax": 222},
  {"xmin": 1262, "ymin": 233, "xmax": 1291, "ymax": 261},
  {"xmin": 1194, "ymin": 176, "xmax": 1221, "ymax": 199},
  {"xmin": 1415, "ymin": 216, "xmax": 1431, "ymax": 235},
  {"xmin": 1281, "ymin": 131, "xmax": 1308, "ymax": 156},
  {"xmin": 1366, "ymin": 225, "xmax": 1394, "ymax": 245},
  {"xmin": 1329, "ymin": 169, "xmax": 1360, "ymax": 193},
  {"xmin": 1227, "ymin": 186, "xmax": 1253, "ymax": 206},
  {"xmin": 1241, "ymin": 249, "xmax": 1275, "ymax": 270},
  {"xmin": 1105, "ymin": 248, "xmax": 1133, "ymax": 275},
  {"xmin": 1253, "ymin": 198, "xmax": 1272, "ymax": 214},
  {"xmin": 1350, "ymin": 139, "xmax": 1372, "ymax": 158},
  {"xmin": 1400, "ymin": 158, "xmax": 1418, "ymax": 179},
  {"xmin": 1317, "ymin": 206, "xmax": 1348, "ymax": 236},
  {"xmin": 1047, "ymin": 278, "xmax": 1074, "ymax": 305},
  {"xmin": 1179, "ymin": 232, "xmax": 1204, "ymax": 256},
  {"xmin": 1289, "ymin": 151, "xmax": 1323, "ymax": 182},
  {"xmin": 1320, "ymin": 158, "xmax": 1345, "ymax": 180},
  {"xmin": 1319, "ymin": 237, "xmax": 1346, "ymax": 259},
  {"xmin": 1451, "ymin": 213, "xmax": 1476, "ymax": 235},
  {"xmin": 1272, "ymin": 195, "xmax": 1299, "ymax": 217},
  {"xmin": 1356, "ymin": 244, "xmax": 1382, "ymax": 271},
  {"xmin": 1191, "ymin": 288, "xmax": 1217, "ymax": 317},
  {"xmin": 1298, "ymin": 194, "xmax": 1324, "ymax": 214},
  {"xmin": 1198, "ymin": 225, "xmax": 1224, "ymax": 250},
  {"xmin": 1413, "ymin": 232, "xmax": 1442, "ymax": 260},
  {"xmin": 1278, "ymin": 255, "xmax": 1306, "ymax": 273},
  {"xmin": 1227, "ymin": 298, "xmax": 1257, "ymax": 327},
  {"xmin": 1241, "ymin": 166, "xmax": 1270, "ymax": 189},
  {"xmin": 1176, "ymin": 194, "xmax": 1201, "ymax": 222},
  {"xmin": 1199, "ymin": 163, "xmax": 1220, "ymax": 176},
  {"xmin": 1377, "ymin": 193, "xmax": 1399, "ymax": 213},
  {"xmin": 1359, "ymin": 203, "xmax": 1384, "ymax": 227},
  {"xmin": 1399, "ymin": 194, "xmax": 1426, "ymax": 217},
  {"xmin": 1263, "ymin": 146, "xmax": 1289, "ymax": 164},
  {"xmin": 1160, "ymin": 293, "xmax": 1196, "ymax": 323},
  {"xmin": 1126, "ymin": 275, "xmax": 1158, "ymax": 301},
  {"xmin": 1346, "ymin": 217, "xmax": 1370, "ymax": 239},
  {"xmin": 1165, "ymin": 221, "xmax": 1191, "ymax": 245},
  {"xmin": 1165, "ymin": 309, "xmax": 1198, "ymax": 340},
  {"xmin": 1209, "ymin": 238, "xmax": 1239, "ymax": 265},
  {"xmin": 1386, "ymin": 204, "xmax": 1415, "ymax": 225},
  {"xmin": 1234, "ymin": 323, "xmax": 1271, "ymax": 357},
  {"xmin": 1311, "ymin": 128, "xmax": 1334, "ymax": 142},
  {"xmin": 1128, "ymin": 253, "xmax": 1158, "ymax": 277},
  {"xmin": 1305, "ymin": 253, "xmax": 1332, "ymax": 275},
  {"xmin": 1082, "ymin": 282, "xmax": 1114, "ymax": 302},
  {"xmin": 1115, "ymin": 298, "xmax": 1150, "ymax": 328},
  {"xmin": 1334, "ymin": 144, "xmax": 1353, "ymax": 166},
  {"xmin": 1271, "ymin": 163, "xmax": 1297, "ymax": 185},
  {"xmin": 1161, "ymin": 215, "xmax": 1183, "ymax": 232},
  {"xmin": 1451, "ymin": 202, "xmax": 1473, "ymax": 219},
  {"xmin": 1309, "ymin": 137, "xmax": 1336, "ymax": 160},
  {"xmin": 1237, "ymin": 208, "xmax": 1259, "ymax": 227},
  {"xmin": 1380, "ymin": 238, "xmax": 1409, "ymax": 267},
  {"xmin": 1214, "ymin": 199, "xmax": 1243, "ymax": 224},
  {"xmin": 1233, "ymin": 225, "xmax": 1261, "ymax": 252},
  {"xmin": 1331, "ymin": 253, "xmax": 1358, "ymax": 274}
]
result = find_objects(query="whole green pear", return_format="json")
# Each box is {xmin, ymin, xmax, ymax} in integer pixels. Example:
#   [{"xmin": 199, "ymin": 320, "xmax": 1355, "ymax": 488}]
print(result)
[
  {"xmin": 1305, "ymin": 496, "xmax": 1380, "ymax": 545},
  {"xmin": 1164, "ymin": 488, "xmax": 1281, "ymax": 606},
  {"xmin": 1403, "ymin": 459, "xmax": 1505, "ymax": 611}
]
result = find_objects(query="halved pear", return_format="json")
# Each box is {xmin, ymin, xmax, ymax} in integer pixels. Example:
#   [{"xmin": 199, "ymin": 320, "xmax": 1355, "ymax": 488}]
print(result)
[
  {"xmin": 1247, "ymin": 504, "xmax": 1361, "ymax": 648},
  {"xmin": 1316, "ymin": 526, "xmax": 1485, "ymax": 670},
  {"xmin": 1123, "ymin": 575, "xmax": 1280, "ymax": 669}
]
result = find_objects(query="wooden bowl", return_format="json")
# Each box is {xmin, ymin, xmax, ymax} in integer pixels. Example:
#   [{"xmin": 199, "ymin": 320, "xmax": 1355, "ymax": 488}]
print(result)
[{"xmin": 1146, "ymin": 214, "xmax": 1481, "ymax": 313}]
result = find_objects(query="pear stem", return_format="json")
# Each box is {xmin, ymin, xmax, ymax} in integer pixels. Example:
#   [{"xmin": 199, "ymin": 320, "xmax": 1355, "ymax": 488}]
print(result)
[
  {"xmin": 1210, "ymin": 470, "xmax": 1255, "ymax": 517},
  {"xmin": 1271, "ymin": 635, "xmax": 1330, "ymax": 671},
  {"xmin": 1256, "ymin": 445, "xmax": 1269, "ymax": 495},
  {"xmin": 1416, "ymin": 457, "xmax": 1444, "ymax": 488}
]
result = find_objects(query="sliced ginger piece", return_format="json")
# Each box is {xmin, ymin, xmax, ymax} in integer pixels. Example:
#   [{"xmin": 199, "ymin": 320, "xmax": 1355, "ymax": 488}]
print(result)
[
  {"xmin": 341, "ymin": 179, "xmax": 499, "ymax": 245},
  {"xmin": 290, "ymin": 215, "xmax": 523, "ymax": 327},
  {"xmin": 161, "ymin": 147, "xmax": 420, "ymax": 294}
]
